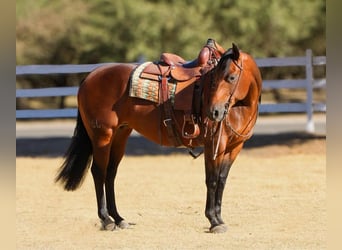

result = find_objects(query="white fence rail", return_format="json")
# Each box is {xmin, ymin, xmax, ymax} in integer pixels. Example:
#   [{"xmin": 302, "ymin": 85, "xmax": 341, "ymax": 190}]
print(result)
[{"xmin": 16, "ymin": 49, "xmax": 326, "ymax": 132}]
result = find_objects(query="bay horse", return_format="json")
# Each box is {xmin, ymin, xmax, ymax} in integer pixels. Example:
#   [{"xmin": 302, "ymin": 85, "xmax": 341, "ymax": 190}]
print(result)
[{"xmin": 55, "ymin": 40, "xmax": 262, "ymax": 233}]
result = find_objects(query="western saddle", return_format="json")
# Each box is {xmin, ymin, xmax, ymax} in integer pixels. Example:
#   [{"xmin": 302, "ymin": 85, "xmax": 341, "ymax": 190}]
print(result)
[{"xmin": 130, "ymin": 38, "xmax": 225, "ymax": 147}]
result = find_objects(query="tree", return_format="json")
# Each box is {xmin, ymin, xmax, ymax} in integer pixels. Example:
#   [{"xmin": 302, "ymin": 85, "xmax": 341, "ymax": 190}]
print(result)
[
  {"xmin": 16, "ymin": 0, "xmax": 325, "ymax": 108},
  {"xmin": 17, "ymin": 0, "xmax": 325, "ymax": 64}
]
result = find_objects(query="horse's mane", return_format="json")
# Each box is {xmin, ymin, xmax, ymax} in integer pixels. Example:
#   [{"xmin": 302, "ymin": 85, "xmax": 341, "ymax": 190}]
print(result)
[{"xmin": 216, "ymin": 49, "xmax": 233, "ymax": 76}]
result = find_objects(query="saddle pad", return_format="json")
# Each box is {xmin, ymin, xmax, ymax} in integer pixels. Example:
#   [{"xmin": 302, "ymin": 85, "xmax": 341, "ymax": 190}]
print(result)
[{"xmin": 129, "ymin": 62, "xmax": 176, "ymax": 104}]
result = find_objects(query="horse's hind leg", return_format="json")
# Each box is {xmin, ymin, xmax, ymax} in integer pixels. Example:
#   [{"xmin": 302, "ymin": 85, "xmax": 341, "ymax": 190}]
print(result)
[
  {"xmin": 91, "ymin": 161, "xmax": 116, "ymax": 230},
  {"xmin": 105, "ymin": 125, "xmax": 133, "ymax": 229},
  {"xmin": 90, "ymin": 129, "xmax": 116, "ymax": 230}
]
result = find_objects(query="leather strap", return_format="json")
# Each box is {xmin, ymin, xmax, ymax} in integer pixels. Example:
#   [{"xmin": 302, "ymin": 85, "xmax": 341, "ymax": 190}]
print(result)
[
  {"xmin": 161, "ymin": 76, "xmax": 169, "ymax": 103},
  {"xmin": 159, "ymin": 69, "xmax": 182, "ymax": 147},
  {"xmin": 193, "ymin": 80, "xmax": 203, "ymax": 118}
]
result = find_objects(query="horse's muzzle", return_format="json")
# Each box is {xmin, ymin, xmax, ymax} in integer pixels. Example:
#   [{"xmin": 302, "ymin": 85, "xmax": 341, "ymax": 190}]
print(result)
[{"xmin": 208, "ymin": 104, "xmax": 227, "ymax": 122}]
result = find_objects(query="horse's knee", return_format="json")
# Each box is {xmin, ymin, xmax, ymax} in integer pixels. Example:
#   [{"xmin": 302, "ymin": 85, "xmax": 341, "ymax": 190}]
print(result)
[{"xmin": 206, "ymin": 180, "xmax": 217, "ymax": 190}]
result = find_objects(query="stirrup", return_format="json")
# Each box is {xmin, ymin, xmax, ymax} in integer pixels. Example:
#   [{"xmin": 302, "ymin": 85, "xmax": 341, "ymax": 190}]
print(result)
[{"xmin": 182, "ymin": 114, "xmax": 200, "ymax": 139}]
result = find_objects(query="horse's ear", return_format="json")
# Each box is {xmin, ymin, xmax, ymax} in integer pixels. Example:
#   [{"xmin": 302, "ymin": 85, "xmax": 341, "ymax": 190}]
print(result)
[{"xmin": 231, "ymin": 43, "xmax": 240, "ymax": 60}]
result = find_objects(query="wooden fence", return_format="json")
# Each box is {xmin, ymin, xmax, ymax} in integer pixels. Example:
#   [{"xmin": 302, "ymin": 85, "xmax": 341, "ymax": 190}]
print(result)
[{"xmin": 16, "ymin": 49, "xmax": 326, "ymax": 132}]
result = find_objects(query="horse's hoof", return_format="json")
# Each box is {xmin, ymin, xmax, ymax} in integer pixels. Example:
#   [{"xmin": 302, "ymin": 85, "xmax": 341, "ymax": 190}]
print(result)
[
  {"xmin": 101, "ymin": 216, "xmax": 116, "ymax": 231},
  {"xmin": 117, "ymin": 220, "xmax": 130, "ymax": 229},
  {"xmin": 210, "ymin": 224, "xmax": 227, "ymax": 233}
]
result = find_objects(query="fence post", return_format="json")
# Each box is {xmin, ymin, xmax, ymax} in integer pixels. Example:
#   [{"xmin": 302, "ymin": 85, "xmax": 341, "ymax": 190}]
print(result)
[{"xmin": 305, "ymin": 49, "xmax": 314, "ymax": 133}]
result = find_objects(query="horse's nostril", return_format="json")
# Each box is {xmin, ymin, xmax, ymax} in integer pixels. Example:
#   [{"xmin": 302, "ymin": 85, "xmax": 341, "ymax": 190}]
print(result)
[{"xmin": 209, "ymin": 106, "xmax": 225, "ymax": 122}]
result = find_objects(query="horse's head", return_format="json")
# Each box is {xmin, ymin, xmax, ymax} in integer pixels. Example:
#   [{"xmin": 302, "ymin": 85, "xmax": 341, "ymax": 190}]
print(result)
[{"xmin": 205, "ymin": 43, "xmax": 262, "ymax": 122}]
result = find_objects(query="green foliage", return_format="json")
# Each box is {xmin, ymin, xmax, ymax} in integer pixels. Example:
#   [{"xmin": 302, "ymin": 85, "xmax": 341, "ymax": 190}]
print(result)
[
  {"xmin": 16, "ymin": 0, "xmax": 325, "ymax": 94},
  {"xmin": 17, "ymin": 0, "xmax": 325, "ymax": 64},
  {"xmin": 16, "ymin": 0, "xmax": 88, "ymax": 65}
]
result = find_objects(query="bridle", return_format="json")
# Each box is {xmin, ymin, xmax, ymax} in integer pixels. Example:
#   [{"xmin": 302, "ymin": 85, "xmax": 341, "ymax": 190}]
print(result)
[
  {"xmin": 220, "ymin": 58, "xmax": 244, "ymax": 119},
  {"xmin": 188, "ymin": 52, "xmax": 258, "ymax": 160},
  {"xmin": 205, "ymin": 56, "xmax": 258, "ymax": 160}
]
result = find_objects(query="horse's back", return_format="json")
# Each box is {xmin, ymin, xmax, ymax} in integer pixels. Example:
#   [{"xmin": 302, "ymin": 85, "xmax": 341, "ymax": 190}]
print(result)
[{"xmin": 79, "ymin": 63, "xmax": 135, "ymax": 101}]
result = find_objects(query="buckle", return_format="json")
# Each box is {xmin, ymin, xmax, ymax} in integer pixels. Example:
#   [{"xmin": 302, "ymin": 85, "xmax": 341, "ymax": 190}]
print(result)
[{"xmin": 163, "ymin": 118, "xmax": 172, "ymax": 127}]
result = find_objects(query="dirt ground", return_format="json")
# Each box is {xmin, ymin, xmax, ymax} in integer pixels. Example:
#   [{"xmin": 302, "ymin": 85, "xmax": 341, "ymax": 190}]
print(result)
[{"xmin": 16, "ymin": 136, "xmax": 326, "ymax": 250}]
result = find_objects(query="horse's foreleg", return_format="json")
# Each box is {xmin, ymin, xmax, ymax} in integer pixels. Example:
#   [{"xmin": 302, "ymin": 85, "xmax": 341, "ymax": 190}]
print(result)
[
  {"xmin": 105, "ymin": 126, "xmax": 133, "ymax": 229},
  {"xmin": 204, "ymin": 150, "xmax": 224, "ymax": 232},
  {"xmin": 214, "ymin": 143, "xmax": 244, "ymax": 225},
  {"xmin": 204, "ymin": 142, "xmax": 243, "ymax": 233},
  {"xmin": 214, "ymin": 159, "xmax": 232, "ymax": 225}
]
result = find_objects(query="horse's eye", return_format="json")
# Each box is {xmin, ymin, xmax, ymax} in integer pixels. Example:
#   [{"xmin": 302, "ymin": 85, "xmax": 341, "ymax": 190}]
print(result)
[{"xmin": 227, "ymin": 74, "xmax": 237, "ymax": 83}]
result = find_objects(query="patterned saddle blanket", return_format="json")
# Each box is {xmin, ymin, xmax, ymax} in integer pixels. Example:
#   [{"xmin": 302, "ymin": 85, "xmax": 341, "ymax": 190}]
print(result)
[
  {"xmin": 129, "ymin": 62, "xmax": 177, "ymax": 104},
  {"xmin": 129, "ymin": 61, "xmax": 201, "ymax": 110}
]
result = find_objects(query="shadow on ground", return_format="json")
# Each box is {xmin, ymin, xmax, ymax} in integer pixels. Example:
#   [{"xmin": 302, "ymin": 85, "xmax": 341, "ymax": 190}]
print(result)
[{"xmin": 16, "ymin": 132, "xmax": 325, "ymax": 157}]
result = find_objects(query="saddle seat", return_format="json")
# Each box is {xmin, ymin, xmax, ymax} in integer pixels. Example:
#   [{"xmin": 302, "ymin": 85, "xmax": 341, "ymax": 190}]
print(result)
[
  {"xmin": 159, "ymin": 53, "xmax": 186, "ymax": 66},
  {"xmin": 141, "ymin": 61, "xmax": 202, "ymax": 82}
]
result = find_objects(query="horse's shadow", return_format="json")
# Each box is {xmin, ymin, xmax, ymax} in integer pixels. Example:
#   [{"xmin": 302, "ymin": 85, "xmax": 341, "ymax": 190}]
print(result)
[{"xmin": 16, "ymin": 132, "xmax": 325, "ymax": 157}]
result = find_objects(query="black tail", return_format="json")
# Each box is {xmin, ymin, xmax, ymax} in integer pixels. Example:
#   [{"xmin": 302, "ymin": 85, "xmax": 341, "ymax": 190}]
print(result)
[{"xmin": 55, "ymin": 111, "xmax": 92, "ymax": 191}]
